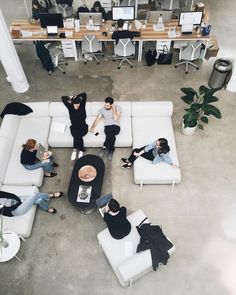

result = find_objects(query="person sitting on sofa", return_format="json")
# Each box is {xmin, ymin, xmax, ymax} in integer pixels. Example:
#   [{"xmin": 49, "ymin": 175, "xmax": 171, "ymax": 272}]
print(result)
[
  {"xmin": 20, "ymin": 138, "xmax": 58, "ymax": 178},
  {"xmin": 121, "ymin": 138, "xmax": 179, "ymax": 169},
  {"xmin": 103, "ymin": 199, "xmax": 131, "ymax": 239},
  {"xmin": 0, "ymin": 190, "xmax": 63, "ymax": 215},
  {"xmin": 61, "ymin": 92, "xmax": 88, "ymax": 160}
]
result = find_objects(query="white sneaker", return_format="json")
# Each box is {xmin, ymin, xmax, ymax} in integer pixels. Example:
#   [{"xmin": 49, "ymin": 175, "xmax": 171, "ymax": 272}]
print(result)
[
  {"xmin": 71, "ymin": 150, "xmax": 77, "ymax": 161},
  {"xmin": 78, "ymin": 151, "xmax": 84, "ymax": 158}
]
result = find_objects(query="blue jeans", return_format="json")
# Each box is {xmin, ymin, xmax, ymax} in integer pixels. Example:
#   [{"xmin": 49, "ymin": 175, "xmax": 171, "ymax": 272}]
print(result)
[
  {"xmin": 12, "ymin": 193, "xmax": 50, "ymax": 216},
  {"xmin": 24, "ymin": 156, "xmax": 53, "ymax": 173}
]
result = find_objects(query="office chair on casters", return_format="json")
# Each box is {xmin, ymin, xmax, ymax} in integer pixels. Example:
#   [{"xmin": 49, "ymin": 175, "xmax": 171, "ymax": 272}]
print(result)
[
  {"xmin": 55, "ymin": 0, "xmax": 74, "ymax": 18},
  {"xmin": 81, "ymin": 35, "xmax": 104, "ymax": 64},
  {"xmin": 175, "ymin": 41, "xmax": 202, "ymax": 74},
  {"xmin": 46, "ymin": 43, "xmax": 68, "ymax": 74},
  {"xmin": 113, "ymin": 38, "xmax": 135, "ymax": 69}
]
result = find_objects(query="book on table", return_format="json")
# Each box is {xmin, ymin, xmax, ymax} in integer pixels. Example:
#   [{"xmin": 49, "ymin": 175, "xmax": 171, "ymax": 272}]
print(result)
[{"xmin": 77, "ymin": 185, "xmax": 92, "ymax": 203}]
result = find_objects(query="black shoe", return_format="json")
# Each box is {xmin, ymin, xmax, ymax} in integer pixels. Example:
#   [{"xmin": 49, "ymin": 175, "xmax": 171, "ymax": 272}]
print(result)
[
  {"xmin": 52, "ymin": 162, "xmax": 59, "ymax": 167},
  {"xmin": 122, "ymin": 164, "xmax": 132, "ymax": 169},
  {"xmin": 107, "ymin": 151, "xmax": 113, "ymax": 161},
  {"xmin": 121, "ymin": 158, "xmax": 129, "ymax": 164},
  {"xmin": 44, "ymin": 172, "xmax": 57, "ymax": 178}
]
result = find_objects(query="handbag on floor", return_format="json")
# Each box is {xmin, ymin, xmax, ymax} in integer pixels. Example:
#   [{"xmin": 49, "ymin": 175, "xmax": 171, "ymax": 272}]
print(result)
[{"xmin": 157, "ymin": 45, "xmax": 173, "ymax": 65}]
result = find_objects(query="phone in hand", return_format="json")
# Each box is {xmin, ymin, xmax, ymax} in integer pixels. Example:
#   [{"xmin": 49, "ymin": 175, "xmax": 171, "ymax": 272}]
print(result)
[{"xmin": 95, "ymin": 132, "xmax": 99, "ymax": 136}]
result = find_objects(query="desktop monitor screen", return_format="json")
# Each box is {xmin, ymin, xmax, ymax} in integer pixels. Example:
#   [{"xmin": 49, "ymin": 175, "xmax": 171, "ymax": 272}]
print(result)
[
  {"xmin": 39, "ymin": 13, "xmax": 64, "ymax": 28},
  {"xmin": 178, "ymin": 11, "xmax": 203, "ymax": 26},
  {"xmin": 79, "ymin": 12, "xmax": 102, "ymax": 26},
  {"xmin": 146, "ymin": 10, "xmax": 173, "ymax": 23},
  {"xmin": 112, "ymin": 6, "xmax": 135, "ymax": 21}
]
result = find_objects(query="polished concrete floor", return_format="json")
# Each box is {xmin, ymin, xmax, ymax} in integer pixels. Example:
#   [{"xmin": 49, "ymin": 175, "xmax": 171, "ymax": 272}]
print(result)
[{"xmin": 0, "ymin": 1, "xmax": 236, "ymax": 295}]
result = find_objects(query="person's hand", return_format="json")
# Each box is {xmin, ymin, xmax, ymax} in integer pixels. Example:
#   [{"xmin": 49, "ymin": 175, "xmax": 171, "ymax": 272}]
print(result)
[
  {"xmin": 89, "ymin": 127, "xmax": 95, "ymax": 133},
  {"xmin": 133, "ymin": 152, "xmax": 140, "ymax": 157},
  {"xmin": 42, "ymin": 152, "xmax": 50, "ymax": 159}
]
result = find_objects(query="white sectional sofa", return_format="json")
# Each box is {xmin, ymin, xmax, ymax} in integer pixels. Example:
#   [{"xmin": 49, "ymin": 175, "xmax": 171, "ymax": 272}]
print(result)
[{"xmin": 97, "ymin": 209, "xmax": 175, "ymax": 287}]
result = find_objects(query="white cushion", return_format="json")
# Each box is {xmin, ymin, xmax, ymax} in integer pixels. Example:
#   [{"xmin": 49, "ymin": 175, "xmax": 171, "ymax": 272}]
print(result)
[
  {"xmin": 0, "ymin": 137, "xmax": 14, "ymax": 183},
  {"xmin": 1, "ymin": 185, "xmax": 39, "ymax": 238},
  {"xmin": 49, "ymin": 102, "xmax": 92, "ymax": 117},
  {"xmin": 132, "ymin": 116, "xmax": 181, "ymax": 184},
  {"xmin": 91, "ymin": 102, "xmax": 131, "ymax": 116},
  {"xmin": 48, "ymin": 116, "xmax": 132, "ymax": 147},
  {"xmin": 0, "ymin": 115, "xmax": 20, "ymax": 141},
  {"xmin": 4, "ymin": 117, "xmax": 51, "ymax": 186},
  {"xmin": 132, "ymin": 101, "xmax": 173, "ymax": 117},
  {"xmin": 24, "ymin": 102, "xmax": 50, "ymax": 117}
]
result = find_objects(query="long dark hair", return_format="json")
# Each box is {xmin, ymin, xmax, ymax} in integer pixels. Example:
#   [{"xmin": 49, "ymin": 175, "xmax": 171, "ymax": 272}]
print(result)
[
  {"xmin": 157, "ymin": 138, "xmax": 170, "ymax": 154},
  {"xmin": 108, "ymin": 199, "xmax": 120, "ymax": 213},
  {"xmin": 93, "ymin": 1, "xmax": 102, "ymax": 10}
]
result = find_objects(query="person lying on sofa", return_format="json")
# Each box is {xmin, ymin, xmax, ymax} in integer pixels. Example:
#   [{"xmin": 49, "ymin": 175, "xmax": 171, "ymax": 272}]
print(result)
[
  {"xmin": 0, "ymin": 190, "xmax": 63, "ymax": 215},
  {"xmin": 103, "ymin": 199, "xmax": 131, "ymax": 239},
  {"xmin": 61, "ymin": 92, "xmax": 88, "ymax": 161},
  {"xmin": 121, "ymin": 138, "xmax": 179, "ymax": 169},
  {"xmin": 20, "ymin": 138, "xmax": 58, "ymax": 178}
]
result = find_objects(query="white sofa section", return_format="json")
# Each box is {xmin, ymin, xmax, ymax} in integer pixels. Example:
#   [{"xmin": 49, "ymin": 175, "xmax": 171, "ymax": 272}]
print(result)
[
  {"xmin": 0, "ymin": 185, "xmax": 39, "ymax": 238},
  {"xmin": 97, "ymin": 209, "xmax": 175, "ymax": 287},
  {"xmin": 48, "ymin": 101, "xmax": 132, "ymax": 148},
  {"xmin": 131, "ymin": 102, "xmax": 181, "ymax": 185}
]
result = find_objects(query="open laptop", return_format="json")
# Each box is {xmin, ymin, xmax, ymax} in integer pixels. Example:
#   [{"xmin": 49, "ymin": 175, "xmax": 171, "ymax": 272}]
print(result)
[
  {"xmin": 36, "ymin": 143, "xmax": 47, "ymax": 161},
  {"xmin": 96, "ymin": 193, "xmax": 113, "ymax": 217}
]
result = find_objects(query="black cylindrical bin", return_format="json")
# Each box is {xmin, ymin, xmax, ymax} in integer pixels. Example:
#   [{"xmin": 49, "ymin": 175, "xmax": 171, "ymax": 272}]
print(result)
[{"xmin": 208, "ymin": 58, "xmax": 232, "ymax": 89}]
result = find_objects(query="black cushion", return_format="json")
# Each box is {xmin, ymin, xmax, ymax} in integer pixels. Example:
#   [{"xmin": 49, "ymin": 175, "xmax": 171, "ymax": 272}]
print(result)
[{"xmin": 1, "ymin": 102, "xmax": 33, "ymax": 118}]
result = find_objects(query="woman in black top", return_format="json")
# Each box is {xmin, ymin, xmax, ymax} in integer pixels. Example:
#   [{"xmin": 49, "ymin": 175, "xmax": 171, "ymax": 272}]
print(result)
[
  {"xmin": 91, "ymin": 1, "xmax": 107, "ymax": 20},
  {"xmin": 20, "ymin": 138, "xmax": 58, "ymax": 178},
  {"xmin": 61, "ymin": 92, "xmax": 88, "ymax": 160},
  {"xmin": 103, "ymin": 199, "xmax": 131, "ymax": 239}
]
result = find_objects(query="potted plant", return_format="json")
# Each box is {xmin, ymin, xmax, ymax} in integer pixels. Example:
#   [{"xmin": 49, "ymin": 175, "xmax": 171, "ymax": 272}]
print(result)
[{"xmin": 181, "ymin": 85, "xmax": 222, "ymax": 135}]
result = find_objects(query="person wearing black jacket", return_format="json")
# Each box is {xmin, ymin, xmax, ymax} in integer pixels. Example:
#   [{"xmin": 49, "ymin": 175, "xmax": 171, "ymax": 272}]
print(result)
[
  {"xmin": 111, "ymin": 18, "xmax": 135, "ymax": 44},
  {"xmin": 0, "ymin": 191, "xmax": 63, "ymax": 216},
  {"xmin": 61, "ymin": 92, "xmax": 88, "ymax": 160},
  {"xmin": 91, "ymin": 1, "xmax": 107, "ymax": 20}
]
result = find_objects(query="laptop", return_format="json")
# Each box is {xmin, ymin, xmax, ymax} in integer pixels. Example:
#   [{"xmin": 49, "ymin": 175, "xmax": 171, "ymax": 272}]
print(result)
[
  {"xmin": 36, "ymin": 143, "xmax": 47, "ymax": 161},
  {"xmin": 47, "ymin": 25, "xmax": 58, "ymax": 36},
  {"xmin": 96, "ymin": 193, "xmax": 113, "ymax": 217}
]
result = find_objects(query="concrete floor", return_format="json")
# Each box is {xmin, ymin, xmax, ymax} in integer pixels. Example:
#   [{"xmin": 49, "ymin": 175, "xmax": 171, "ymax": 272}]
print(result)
[{"xmin": 0, "ymin": 1, "xmax": 236, "ymax": 294}]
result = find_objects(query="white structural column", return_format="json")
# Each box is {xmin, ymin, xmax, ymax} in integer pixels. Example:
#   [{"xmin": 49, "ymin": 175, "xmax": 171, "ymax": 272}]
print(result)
[
  {"xmin": 0, "ymin": 9, "xmax": 29, "ymax": 93},
  {"xmin": 227, "ymin": 59, "xmax": 236, "ymax": 92}
]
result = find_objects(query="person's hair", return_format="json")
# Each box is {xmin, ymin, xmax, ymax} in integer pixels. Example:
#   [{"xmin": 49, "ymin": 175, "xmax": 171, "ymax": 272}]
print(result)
[
  {"xmin": 157, "ymin": 138, "xmax": 170, "ymax": 154},
  {"xmin": 108, "ymin": 199, "xmax": 120, "ymax": 213},
  {"xmin": 93, "ymin": 1, "xmax": 102, "ymax": 9},
  {"xmin": 117, "ymin": 18, "xmax": 124, "ymax": 28},
  {"xmin": 22, "ymin": 138, "xmax": 37, "ymax": 150},
  {"xmin": 104, "ymin": 97, "xmax": 114, "ymax": 105}
]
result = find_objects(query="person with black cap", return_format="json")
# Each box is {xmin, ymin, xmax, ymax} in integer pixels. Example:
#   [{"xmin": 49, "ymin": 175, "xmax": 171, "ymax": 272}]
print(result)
[{"xmin": 61, "ymin": 93, "xmax": 88, "ymax": 160}]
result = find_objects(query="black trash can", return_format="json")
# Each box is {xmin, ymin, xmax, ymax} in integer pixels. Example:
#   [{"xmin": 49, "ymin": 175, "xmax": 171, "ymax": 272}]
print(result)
[{"xmin": 208, "ymin": 58, "xmax": 232, "ymax": 89}]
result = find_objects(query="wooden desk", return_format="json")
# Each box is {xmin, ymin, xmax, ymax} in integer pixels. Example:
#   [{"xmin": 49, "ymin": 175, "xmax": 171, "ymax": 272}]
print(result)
[{"xmin": 10, "ymin": 20, "xmax": 214, "ymax": 62}]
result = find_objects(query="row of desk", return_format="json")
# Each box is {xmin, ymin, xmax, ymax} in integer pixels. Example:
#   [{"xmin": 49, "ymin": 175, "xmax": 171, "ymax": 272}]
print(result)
[{"xmin": 10, "ymin": 20, "xmax": 216, "ymax": 62}]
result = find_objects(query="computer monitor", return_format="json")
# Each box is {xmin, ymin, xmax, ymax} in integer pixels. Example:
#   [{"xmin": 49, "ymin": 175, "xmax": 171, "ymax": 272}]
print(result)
[
  {"xmin": 79, "ymin": 12, "xmax": 102, "ymax": 26},
  {"xmin": 146, "ymin": 11, "xmax": 173, "ymax": 24},
  {"xmin": 39, "ymin": 13, "xmax": 64, "ymax": 28},
  {"xmin": 178, "ymin": 11, "xmax": 203, "ymax": 26},
  {"xmin": 112, "ymin": 6, "xmax": 135, "ymax": 21}
]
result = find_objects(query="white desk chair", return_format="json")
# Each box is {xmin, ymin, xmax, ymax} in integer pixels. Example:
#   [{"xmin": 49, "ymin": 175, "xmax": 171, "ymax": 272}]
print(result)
[
  {"xmin": 81, "ymin": 35, "xmax": 104, "ymax": 64},
  {"xmin": 46, "ymin": 43, "xmax": 67, "ymax": 74},
  {"xmin": 55, "ymin": 0, "xmax": 74, "ymax": 18},
  {"xmin": 113, "ymin": 38, "xmax": 135, "ymax": 69},
  {"xmin": 175, "ymin": 41, "xmax": 202, "ymax": 74}
]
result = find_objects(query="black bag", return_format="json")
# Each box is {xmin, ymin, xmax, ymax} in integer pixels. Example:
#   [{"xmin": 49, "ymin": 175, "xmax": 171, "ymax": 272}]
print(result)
[
  {"xmin": 146, "ymin": 49, "xmax": 157, "ymax": 66},
  {"xmin": 157, "ymin": 45, "xmax": 173, "ymax": 65}
]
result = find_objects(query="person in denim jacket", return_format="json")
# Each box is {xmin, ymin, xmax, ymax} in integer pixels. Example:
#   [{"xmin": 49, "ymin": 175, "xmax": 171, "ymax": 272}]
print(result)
[{"xmin": 121, "ymin": 138, "xmax": 178, "ymax": 169}]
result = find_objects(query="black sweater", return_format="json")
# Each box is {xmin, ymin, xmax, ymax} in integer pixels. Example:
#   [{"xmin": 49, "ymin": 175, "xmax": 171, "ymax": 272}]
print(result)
[
  {"xmin": 0, "ymin": 191, "xmax": 22, "ymax": 217},
  {"xmin": 104, "ymin": 207, "xmax": 131, "ymax": 239},
  {"xmin": 20, "ymin": 149, "xmax": 37, "ymax": 165},
  {"xmin": 61, "ymin": 92, "xmax": 87, "ymax": 130}
]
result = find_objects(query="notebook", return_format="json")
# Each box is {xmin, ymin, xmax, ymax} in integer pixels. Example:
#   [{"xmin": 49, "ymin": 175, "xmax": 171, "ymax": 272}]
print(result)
[
  {"xmin": 36, "ymin": 143, "xmax": 47, "ymax": 161},
  {"xmin": 77, "ymin": 185, "xmax": 92, "ymax": 203},
  {"xmin": 96, "ymin": 193, "xmax": 113, "ymax": 217}
]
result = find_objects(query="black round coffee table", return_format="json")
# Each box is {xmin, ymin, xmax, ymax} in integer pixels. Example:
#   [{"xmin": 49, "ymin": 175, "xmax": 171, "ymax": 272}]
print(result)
[{"xmin": 68, "ymin": 154, "xmax": 105, "ymax": 214}]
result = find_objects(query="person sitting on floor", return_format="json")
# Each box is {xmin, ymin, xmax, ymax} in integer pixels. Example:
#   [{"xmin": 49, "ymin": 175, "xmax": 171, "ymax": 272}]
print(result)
[
  {"xmin": 61, "ymin": 92, "xmax": 88, "ymax": 160},
  {"xmin": 111, "ymin": 18, "xmax": 135, "ymax": 44},
  {"xmin": 0, "ymin": 190, "xmax": 63, "ymax": 215},
  {"xmin": 103, "ymin": 199, "xmax": 131, "ymax": 239},
  {"xmin": 121, "ymin": 138, "xmax": 179, "ymax": 169},
  {"xmin": 20, "ymin": 138, "xmax": 58, "ymax": 178},
  {"xmin": 91, "ymin": 1, "xmax": 107, "ymax": 20}
]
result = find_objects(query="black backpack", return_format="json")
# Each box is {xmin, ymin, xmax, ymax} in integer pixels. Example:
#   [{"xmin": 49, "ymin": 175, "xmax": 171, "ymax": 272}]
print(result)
[{"xmin": 146, "ymin": 49, "xmax": 157, "ymax": 67}]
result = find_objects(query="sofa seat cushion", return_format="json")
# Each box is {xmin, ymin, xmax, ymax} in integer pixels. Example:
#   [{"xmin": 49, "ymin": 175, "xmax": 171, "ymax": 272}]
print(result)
[
  {"xmin": 24, "ymin": 102, "xmax": 50, "ymax": 117},
  {"xmin": 3, "ymin": 117, "xmax": 51, "ymax": 187},
  {"xmin": 0, "ymin": 115, "xmax": 20, "ymax": 141},
  {"xmin": 1, "ymin": 185, "xmax": 39, "ymax": 238},
  {"xmin": 0, "ymin": 137, "xmax": 14, "ymax": 184},
  {"xmin": 48, "ymin": 116, "xmax": 132, "ymax": 147},
  {"xmin": 97, "ymin": 209, "xmax": 152, "ymax": 286},
  {"xmin": 132, "ymin": 117, "xmax": 181, "ymax": 184},
  {"xmin": 49, "ymin": 102, "xmax": 92, "ymax": 117}
]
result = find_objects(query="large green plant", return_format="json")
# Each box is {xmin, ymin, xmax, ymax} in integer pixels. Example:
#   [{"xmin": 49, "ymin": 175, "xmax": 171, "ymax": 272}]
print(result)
[{"xmin": 181, "ymin": 85, "xmax": 222, "ymax": 129}]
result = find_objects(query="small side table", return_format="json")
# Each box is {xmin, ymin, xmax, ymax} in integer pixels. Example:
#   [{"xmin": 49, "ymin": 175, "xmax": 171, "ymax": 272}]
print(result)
[{"xmin": 0, "ymin": 231, "xmax": 21, "ymax": 262}]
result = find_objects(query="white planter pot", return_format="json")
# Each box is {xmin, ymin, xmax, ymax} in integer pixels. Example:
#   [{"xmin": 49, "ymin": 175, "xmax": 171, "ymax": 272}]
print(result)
[{"xmin": 182, "ymin": 120, "xmax": 197, "ymax": 136}]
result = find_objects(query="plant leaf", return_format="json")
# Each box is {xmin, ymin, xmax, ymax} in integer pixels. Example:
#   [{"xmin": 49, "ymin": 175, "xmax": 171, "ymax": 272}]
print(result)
[
  {"xmin": 203, "ymin": 105, "xmax": 222, "ymax": 119},
  {"xmin": 181, "ymin": 95, "xmax": 193, "ymax": 105},
  {"xmin": 198, "ymin": 124, "xmax": 204, "ymax": 130},
  {"xmin": 201, "ymin": 116, "xmax": 208, "ymax": 124},
  {"xmin": 203, "ymin": 95, "xmax": 219, "ymax": 104},
  {"xmin": 181, "ymin": 88, "xmax": 197, "ymax": 103},
  {"xmin": 199, "ymin": 85, "xmax": 209, "ymax": 94}
]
